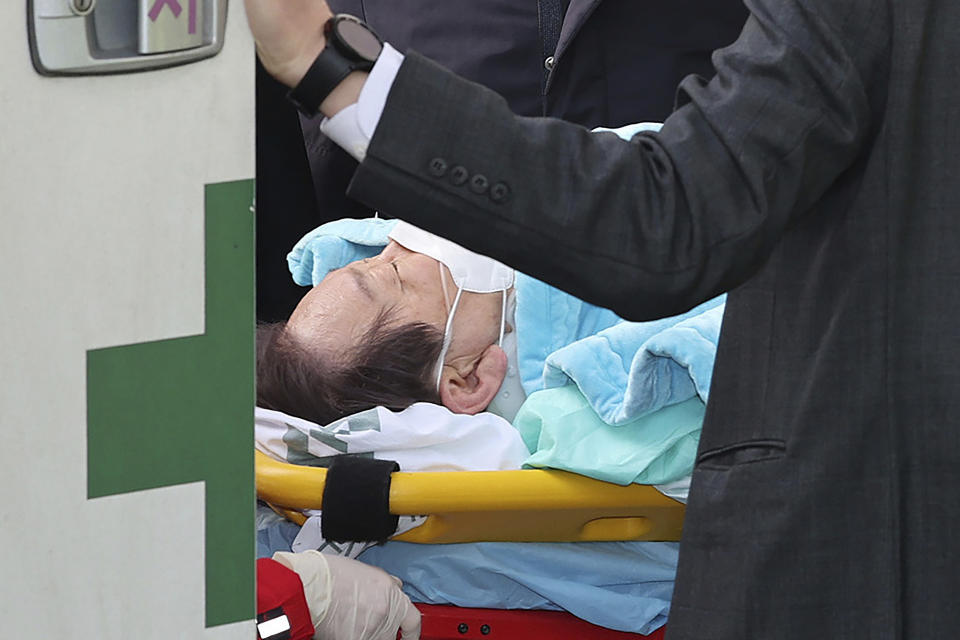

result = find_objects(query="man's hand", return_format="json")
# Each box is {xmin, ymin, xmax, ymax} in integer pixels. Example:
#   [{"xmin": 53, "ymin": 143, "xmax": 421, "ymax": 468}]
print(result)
[{"xmin": 243, "ymin": 0, "xmax": 333, "ymax": 87}]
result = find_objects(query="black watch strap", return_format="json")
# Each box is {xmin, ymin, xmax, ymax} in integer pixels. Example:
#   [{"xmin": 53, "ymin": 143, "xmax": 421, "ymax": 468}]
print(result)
[{"xmin": 286, "ymin": 47, "xmax": 355, "ymax": 116}]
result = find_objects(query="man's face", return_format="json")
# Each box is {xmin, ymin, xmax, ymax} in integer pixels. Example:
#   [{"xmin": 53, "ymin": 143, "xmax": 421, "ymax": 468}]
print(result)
[
  {"xmin": 285, "ymin": 239, "xmax": 511, "ymax": 414},
  {"xmin": 285, "ymin": 240, "xmax": 450, "ymax": 354}
]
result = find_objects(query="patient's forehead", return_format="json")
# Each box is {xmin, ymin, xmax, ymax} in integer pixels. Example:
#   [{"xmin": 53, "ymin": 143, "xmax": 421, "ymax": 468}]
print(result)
[
  {"xmin": 285, "ymin": 268, "xmax": 382, "ymax": 355},
  {"xmin": 285, "ymin": 242, "xmax": 451, "ymax": 355}
]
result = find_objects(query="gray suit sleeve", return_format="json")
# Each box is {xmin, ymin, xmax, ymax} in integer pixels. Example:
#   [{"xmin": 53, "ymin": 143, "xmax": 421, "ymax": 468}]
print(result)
[{"xmin": 347, "ymin": 0, "xmax": 890, "ymax": 320}]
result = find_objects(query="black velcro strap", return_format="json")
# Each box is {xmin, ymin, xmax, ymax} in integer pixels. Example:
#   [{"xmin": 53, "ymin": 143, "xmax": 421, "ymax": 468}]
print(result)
[{"xmin": 321, "ymin": 455, "xmax": 399, "ymax": 542}]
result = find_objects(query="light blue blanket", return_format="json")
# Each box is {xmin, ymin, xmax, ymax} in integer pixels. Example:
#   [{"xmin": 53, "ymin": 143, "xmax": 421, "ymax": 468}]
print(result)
[
  {"xmin": 516, "ymin": 271, "xmax": 724, "ymax": 420},
  {"xmin": 358, "ymin": 541, "xmax": 678, "ymax": 635},
  {"xmin": 255, "ymin": 509, "xmax": 678, "ymax": 635}
]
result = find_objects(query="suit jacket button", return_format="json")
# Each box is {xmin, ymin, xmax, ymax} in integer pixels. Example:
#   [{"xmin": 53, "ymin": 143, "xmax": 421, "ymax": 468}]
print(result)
[
  {"xmin": 469, "ymin": 174, "xmax": 489, "ymax": 194},
  {"xmin": 450, "ymin": 165, "xmax": 469, "ymax": 186},
  {"xmin": 490, "ymin": 182, "xmax": 510, "ymax": 203},
  {"xmin": 428, "ymin": 157, "xmax": 448, "ymax": 177}
]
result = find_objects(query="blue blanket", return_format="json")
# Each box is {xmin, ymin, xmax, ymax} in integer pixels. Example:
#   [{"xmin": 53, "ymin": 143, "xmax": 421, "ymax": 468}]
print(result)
[
  {"xmin": 358, "ymin": 541, "xmax": 678, "ymax": 635},
  {"xmin": 255, "ymin": 508, "xmax": 678, "ymax": 635},
  {"xmin": 519, "ymin": 275, "xmax": 724, "ymax": 420}
]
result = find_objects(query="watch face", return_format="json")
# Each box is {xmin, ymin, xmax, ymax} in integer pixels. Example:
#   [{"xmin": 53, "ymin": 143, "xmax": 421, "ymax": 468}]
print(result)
[{"xmin": 335, "ymin": 17, "xmax": 383, "ymax": 62}]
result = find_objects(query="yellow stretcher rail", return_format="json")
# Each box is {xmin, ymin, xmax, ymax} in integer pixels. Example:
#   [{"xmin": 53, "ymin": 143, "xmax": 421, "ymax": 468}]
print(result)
[{"xmin": 256, "ymin": 451, "xmax": 685, "ymax": 544}]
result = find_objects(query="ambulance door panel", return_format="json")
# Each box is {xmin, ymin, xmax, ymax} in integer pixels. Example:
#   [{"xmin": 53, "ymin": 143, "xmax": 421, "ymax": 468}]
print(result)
[{"xmin": 1, "ymin": 1, "xmax": 254, "ymax": 637}]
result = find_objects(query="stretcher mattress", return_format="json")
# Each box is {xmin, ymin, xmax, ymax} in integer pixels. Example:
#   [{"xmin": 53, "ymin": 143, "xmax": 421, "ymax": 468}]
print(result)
[{"xmin": 359, "ymin": 540, "xmax": 677, "ymax": 635}]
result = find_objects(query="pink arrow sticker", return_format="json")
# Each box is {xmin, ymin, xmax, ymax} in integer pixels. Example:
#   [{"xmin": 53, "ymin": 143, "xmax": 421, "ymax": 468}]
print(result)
[
  {"xmin": 148, "ymin": 0, "xmax": 183, "ymax": 22},
  {"xmin": 188, "ymin": 0, "xmax": 197, "ymax": 33}
]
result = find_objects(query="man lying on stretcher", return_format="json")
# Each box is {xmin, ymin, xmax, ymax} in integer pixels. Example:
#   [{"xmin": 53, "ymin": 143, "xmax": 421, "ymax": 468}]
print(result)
[{"xmin": 258, "ymin": 215, "xmax": 724, "ymax": 492}]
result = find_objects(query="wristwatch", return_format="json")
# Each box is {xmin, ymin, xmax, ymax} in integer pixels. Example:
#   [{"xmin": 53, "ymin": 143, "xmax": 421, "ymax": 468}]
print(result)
[{"xmin": 286, "ymin": 14, "xmax": 384, "ymax": 116}]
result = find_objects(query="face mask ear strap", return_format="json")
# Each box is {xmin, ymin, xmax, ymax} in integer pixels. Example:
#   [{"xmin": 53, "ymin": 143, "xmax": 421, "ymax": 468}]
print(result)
[
  {"xmin": 438, "ymin": 261, "xmax": 452, "ymax": 313},
  {"xmin": 497, "ymin": 289, "xmax": 507, "ymax": 346},
  {"xmin": 435, "ymin": 286, "xmax": 464, "ymax": 391}
]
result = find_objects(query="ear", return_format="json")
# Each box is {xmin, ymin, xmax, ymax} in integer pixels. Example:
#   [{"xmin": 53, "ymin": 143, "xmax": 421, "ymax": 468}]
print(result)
[{"xmin": 438, "ymin": 344, "xmax": 508, "ymax": 415}]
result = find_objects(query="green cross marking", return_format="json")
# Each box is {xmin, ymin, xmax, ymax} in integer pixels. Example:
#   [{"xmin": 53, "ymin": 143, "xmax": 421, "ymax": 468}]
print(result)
[{"xmin": 86, "ymin": 180, "xmax": 255, "ymax": 627}]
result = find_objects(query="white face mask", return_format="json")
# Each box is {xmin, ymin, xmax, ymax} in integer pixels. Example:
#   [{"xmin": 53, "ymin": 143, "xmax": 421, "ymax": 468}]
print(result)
[{"xmin": 388, "ymin": 221, "xmax": 514, "ymax": 389}]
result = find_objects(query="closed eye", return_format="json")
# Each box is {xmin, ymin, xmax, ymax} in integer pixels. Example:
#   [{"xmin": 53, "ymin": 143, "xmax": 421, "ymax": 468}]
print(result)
[{"xmin": 392, "ymin": 262, "xmax": 403, "ymax": 291}]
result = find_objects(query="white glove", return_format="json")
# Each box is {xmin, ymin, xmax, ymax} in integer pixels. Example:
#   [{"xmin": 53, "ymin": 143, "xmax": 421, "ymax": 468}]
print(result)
[{"xmin": 273, "ymin": 550, "xmax": 421, "ymax": 640}]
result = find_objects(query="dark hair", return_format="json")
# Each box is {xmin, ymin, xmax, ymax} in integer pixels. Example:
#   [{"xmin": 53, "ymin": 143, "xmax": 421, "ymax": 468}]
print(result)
[{"xmin": 256, "ymin": 308, "xmax": 444, "ymax": 425}]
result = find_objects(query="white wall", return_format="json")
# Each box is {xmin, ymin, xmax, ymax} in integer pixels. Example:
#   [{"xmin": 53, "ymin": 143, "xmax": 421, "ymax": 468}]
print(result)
[{"xmin": 0, "ymin": 2, "xmax": 254, "ymax": 637}]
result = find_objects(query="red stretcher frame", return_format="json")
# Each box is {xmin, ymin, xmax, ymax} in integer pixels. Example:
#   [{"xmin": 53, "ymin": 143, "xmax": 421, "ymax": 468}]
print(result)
[{"xmin": 414, "ymin": 604, "xmax": 666, "ymax": 640}]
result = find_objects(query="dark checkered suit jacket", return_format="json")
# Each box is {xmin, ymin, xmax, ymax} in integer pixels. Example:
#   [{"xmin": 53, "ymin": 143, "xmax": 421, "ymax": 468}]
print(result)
[{"xmin": 345, "ymin": 0, "xmax": 960, "ymax": 636}]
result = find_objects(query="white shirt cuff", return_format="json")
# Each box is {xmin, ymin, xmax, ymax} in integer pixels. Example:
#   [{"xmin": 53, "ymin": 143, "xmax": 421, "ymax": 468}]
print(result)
[{"xmin": 319, "ymin": 43, "xmax": 405, "ymax": 162}]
